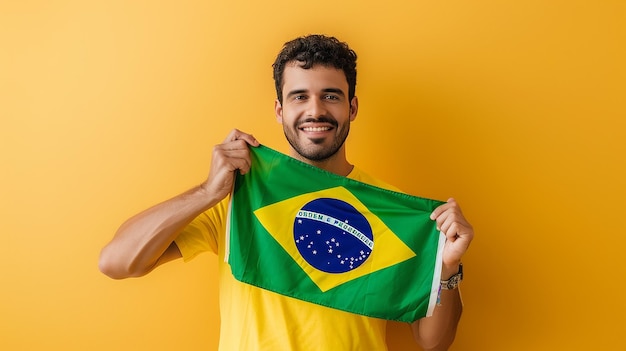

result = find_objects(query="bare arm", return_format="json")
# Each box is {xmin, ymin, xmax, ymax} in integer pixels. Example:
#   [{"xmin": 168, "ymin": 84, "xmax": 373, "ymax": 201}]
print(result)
[
  {"xmin": 99, "ymin": 185, "xmax": 219, "ymax": 279},
  {"xmin": 99, "ymin": 129, "xmax": 260, "ymax": 279},
  {"xmin": 411, "ymin": 198, "xmax": 474, "ymax": 350}
]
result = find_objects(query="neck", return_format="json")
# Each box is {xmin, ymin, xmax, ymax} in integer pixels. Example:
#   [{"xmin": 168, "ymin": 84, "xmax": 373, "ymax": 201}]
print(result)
[{"xmin": 290, "ymin": 149, "xmax": 354, "ymax": 177}]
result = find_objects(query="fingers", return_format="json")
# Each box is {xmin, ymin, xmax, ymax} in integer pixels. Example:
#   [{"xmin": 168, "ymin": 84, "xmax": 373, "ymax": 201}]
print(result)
[
  {"xmin": 431, "ymin": 198, "xmax": 475, "ymax": 265},
  {"xmin": 212, "ymin": 144, "xmax": 252, "ymax": 174},
  {"xmin": 430, "ymin": 198, "xmax": 472, "ymax": 240},
  {"xmin": 223, "ymin": 128, "xmax": 260, "ymax": 147},
  {"xmin": 202, "ymin": 130, "xmax": 260, "ymax": 198},
  {"xmin": 215, "ymin": 129, "xmax": 261, "ymax": 175},
  {"xmin": 429, "ymin": 197, "xmax": 456, "ymax": 221}
]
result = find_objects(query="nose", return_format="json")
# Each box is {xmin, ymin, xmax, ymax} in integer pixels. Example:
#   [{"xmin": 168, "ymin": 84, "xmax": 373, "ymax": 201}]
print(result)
[{"xmin": 305, "ymin": 97, "xmax": 327, "ymax": 118}]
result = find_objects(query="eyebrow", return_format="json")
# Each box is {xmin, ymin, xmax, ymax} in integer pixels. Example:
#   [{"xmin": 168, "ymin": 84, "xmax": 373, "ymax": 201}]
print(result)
[
  {"xmin": 286, "ymin": 89, "xmax": 308, "ymax": 99},
  {"xmin": 286, "ymin": 88, "xmax": 346, "ymax": 99},
  {"xmin": 322, "ymin": 88, "xmax": 345, "ymax": 96}
]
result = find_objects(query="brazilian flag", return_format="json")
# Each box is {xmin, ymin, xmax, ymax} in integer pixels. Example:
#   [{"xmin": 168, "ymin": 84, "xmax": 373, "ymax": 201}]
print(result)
[{"xmin": 226, "ymin": 145, "xmax": 445, "ymax": 322}]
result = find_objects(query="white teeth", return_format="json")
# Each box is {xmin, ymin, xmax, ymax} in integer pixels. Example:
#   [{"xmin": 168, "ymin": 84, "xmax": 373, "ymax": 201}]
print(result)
[{"xmin": 302, "ymin": 127, "xmax": 331, "ymax": 132}]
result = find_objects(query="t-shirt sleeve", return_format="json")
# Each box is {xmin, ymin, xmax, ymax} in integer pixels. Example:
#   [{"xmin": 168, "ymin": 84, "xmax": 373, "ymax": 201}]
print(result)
[{"xmin": 174, "ymin": 197, "xmax": 228, "ymax": 262}]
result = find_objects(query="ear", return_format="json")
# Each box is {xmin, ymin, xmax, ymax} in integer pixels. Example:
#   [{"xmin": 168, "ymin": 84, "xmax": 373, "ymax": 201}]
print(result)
[
  {"xmin": 274, "ymin": 99, "xmax": 283, "ymax": 124},
  {"xmin": 349, "ymin": 96, "xmax": 359, "ymax": 122}
]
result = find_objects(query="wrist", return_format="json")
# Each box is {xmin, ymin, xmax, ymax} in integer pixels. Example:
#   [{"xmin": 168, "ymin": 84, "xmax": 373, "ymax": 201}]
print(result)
[
  {"xmin": 183, "ymin": 184, "xmax": 224, "ymax": 213},
  {"xmin": 441, "ymin": 261, "xmax": 461, "ymax": 280},
  {"xmin": 439, "ymin": 263, "xmax": 463, "ymax": 293}
]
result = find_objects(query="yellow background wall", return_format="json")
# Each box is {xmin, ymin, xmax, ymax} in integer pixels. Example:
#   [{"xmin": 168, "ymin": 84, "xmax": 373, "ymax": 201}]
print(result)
[{"xmin": 1, "ymin": 1, "xmax": 624, "ymax": 350}]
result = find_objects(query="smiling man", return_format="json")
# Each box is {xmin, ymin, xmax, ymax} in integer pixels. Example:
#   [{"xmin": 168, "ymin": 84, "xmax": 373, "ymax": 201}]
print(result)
[{"xmin": 99, "ymin": 34, "xmax": 474, "ymax": 351}]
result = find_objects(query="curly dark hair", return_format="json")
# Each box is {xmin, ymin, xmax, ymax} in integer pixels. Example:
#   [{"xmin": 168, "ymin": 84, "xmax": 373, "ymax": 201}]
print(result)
[{"xmin": 272, "ymin": 34, "xmax": 357, "ymax": 104}]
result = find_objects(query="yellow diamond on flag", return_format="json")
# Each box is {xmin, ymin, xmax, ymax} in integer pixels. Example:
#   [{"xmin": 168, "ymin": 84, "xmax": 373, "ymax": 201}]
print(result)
[{"xmin": 253, "ymin": 186, "xmax": 417, "ymax": 292}]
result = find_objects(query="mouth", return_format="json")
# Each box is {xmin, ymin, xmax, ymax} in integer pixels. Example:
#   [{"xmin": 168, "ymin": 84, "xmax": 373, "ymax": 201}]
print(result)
[
  {"xmin": 300, "ymin": 126, "xmax": 333, "ymax": 132},
  {"xmin": 297, "ymin": 118, "xmax": 337, "ymax": 135}
]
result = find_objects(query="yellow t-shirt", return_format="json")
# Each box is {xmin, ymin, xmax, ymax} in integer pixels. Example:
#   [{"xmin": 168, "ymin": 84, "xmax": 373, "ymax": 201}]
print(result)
[{"xmin": 175, "ymin": 167, "xmax": 400, "ymax": 351}]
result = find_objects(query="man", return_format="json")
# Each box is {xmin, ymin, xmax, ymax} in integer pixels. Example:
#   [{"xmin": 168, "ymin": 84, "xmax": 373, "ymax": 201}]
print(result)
[{"xmin": 100, "ymin": 34, "xmax": 474, "ymax": 350}]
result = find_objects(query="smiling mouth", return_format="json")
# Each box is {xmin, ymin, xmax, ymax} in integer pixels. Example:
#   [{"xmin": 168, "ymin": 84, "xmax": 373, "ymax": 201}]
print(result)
[{"xmin": 301, "ymin": 126, "xmax": 332, "ymax": 132}]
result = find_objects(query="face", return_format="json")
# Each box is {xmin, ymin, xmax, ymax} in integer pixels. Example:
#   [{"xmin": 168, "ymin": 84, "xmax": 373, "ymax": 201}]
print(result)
[{"xmin": 275, "ymin": 63, "xmax": 358, "ymax": 162}]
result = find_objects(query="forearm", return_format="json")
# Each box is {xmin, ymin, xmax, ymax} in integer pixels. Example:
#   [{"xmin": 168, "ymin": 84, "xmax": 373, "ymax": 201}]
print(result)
[
  {"xmin": 410, "ymin": 264, "xmax": 463, "ymax": 350},
  {"xmin": 99, "ymin": 185, "xmax": 219, "ymax": 279}
]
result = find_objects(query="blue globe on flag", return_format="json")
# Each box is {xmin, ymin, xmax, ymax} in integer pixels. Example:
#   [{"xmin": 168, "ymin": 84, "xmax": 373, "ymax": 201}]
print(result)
[{"xmin": 293, "ymin": 198, "xmax": 374, "ymax": 273}]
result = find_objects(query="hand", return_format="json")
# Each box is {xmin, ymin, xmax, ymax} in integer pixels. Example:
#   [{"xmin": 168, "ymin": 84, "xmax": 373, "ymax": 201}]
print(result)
[
  {"xmin": 430, "ymin": 198, "xmax": 474, "ymax": 277},
  {"xmin": 200, "ymin": 129, "xmax": 260, "ymax": 200}
]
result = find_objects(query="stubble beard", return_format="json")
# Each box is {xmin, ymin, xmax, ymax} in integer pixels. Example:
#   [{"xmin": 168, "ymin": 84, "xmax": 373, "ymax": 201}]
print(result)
[{"xmin": 283, "ymin": 119, "xmax": 350, "ymax": 162}]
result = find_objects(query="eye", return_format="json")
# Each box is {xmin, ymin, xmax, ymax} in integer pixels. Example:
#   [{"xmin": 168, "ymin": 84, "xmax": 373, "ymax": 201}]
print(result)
[
  {"xmin": 323, "ymin": 94, "xmax": 340, "ymax": 100},
  {"xmin": 294, "ymin": 95, "xmax": 307, "ymax": 100}
]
